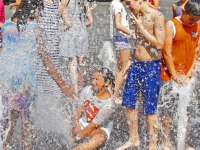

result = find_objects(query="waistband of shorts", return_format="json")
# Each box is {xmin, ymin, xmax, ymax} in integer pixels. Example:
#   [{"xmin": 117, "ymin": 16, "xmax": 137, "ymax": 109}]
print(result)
[{"xmin": 133, "ymin": 59, "xmax": 161, "ymax": 64}]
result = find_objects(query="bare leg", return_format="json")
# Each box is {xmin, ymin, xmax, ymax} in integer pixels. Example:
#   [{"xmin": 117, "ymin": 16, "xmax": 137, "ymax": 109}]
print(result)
[
  {"xmin": 21, "ymin": 113, "xmax": 34, "ymax": 150},
  {"xmin": 116, "ymin": 108, "xmax": 140, "ymax": 150},
  {"xmin": 3, "ymin": 110, "xmax": 20, "ymax": 149},
  {"xmin": 68, "ymin": 56, "xmax": 78, "ymax": 94},
  {"xmin": 147, "ymin": 114, "xmax": 159, "ymax": 150},
  {"xmin": 113, "ymin": 49, "xmax": 130, "ymax": 104},
  {"xmin": 160, "ymin": 116, "xmax": 175, "ymax": 150},
  {"xmin": 71, "ymin": 128, "xmax": 107, "ymax": 150}
]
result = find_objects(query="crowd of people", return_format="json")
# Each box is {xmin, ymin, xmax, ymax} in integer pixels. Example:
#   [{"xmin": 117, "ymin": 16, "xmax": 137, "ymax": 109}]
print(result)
[{"xmin": 0, "ymin": 0, "xmax": 199, "ymax": 150}]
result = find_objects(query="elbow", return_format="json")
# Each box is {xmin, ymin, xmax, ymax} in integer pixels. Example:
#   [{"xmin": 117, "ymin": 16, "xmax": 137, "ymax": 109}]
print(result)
[
  {"xmin": 156, "ymin": 42, "xmax": 164, "ymax": 50},
  {"xmin": 115, "ymin": 23, "xmax": 121, "ymax": 30}
]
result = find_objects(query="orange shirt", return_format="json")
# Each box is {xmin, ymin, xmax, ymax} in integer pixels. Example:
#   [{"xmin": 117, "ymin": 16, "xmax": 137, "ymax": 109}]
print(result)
[{"xmin": 161, "ymin": 17, "xmax": 200, "ymax": 81}]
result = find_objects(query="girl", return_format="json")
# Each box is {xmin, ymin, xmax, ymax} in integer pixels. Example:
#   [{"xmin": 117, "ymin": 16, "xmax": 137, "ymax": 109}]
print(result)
[
  {"xmin": 60, "ymin": 0, "xmax": 93, "ymax": 94},
  {"xmin": 70, "ymin": 68, "xmax": 116, "ymax": 150},
  {"xmin": 172, "ymin": 0, "xmax": 188, "ymax": 18},
  {"xmin": 110, "ymin": 0, "xmax": 134, "ymax": 103}
]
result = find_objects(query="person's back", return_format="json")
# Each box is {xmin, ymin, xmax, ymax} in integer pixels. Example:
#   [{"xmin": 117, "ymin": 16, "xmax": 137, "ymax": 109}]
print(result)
[{"xmin": 0, "ymin": 19, "xmax": 37, "ymax": 96}]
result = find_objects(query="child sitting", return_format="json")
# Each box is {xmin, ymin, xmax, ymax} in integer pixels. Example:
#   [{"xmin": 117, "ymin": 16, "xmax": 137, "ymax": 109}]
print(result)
[{"xmin": 70, "ymin": 68, "xmax": 116, "ymax": 150}]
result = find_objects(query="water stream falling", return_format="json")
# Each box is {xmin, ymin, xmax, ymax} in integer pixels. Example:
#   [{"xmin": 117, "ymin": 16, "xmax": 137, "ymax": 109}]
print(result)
[{"xmin": 0, "ymin": 0, "xmax": 200, "ymax": 149}]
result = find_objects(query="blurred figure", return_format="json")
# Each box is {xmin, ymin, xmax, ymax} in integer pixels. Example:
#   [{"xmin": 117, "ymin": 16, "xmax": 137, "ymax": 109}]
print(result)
[{"xmin": 172, "ymin": 0, "xmax": 188, "ymax": 18}]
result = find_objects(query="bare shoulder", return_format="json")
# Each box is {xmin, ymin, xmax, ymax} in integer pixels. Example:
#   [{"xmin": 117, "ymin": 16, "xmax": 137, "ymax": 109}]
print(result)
[
  {"xmin": 152, "ymin": 10, "xmax": 165, "ymax": 23},
  {"xmin": 172, "ymin": 3, "xmax": 177, "ymax": 10},
  {"xmin": 165, "ymin": 21, "xmax": 174, "ymax": 34}
]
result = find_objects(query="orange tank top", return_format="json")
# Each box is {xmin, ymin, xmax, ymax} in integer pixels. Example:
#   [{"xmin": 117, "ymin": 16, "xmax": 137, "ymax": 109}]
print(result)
[{"xmin": 161, "ymin": 17, "xmax": 200, "ymax": 81}]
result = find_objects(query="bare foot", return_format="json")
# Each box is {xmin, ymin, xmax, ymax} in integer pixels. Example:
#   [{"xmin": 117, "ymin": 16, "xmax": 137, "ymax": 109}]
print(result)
[
  {"xmin": 149, "ymin": 145, "xmax": 157, "ymax": 150},
  {"xmin": 116, "ymin": 139, "xmax": 140, "ymax": 150},
  {"xmin": 185, "ymin": 146, "xmax": 195, "ymax": 150},
  {"xmin": 161, "ymin": 142, "xmax": 175, "ymax": 150},
  {"xmin": 115, "ymin": 97, "xmax": 122, "ymax": 105}
]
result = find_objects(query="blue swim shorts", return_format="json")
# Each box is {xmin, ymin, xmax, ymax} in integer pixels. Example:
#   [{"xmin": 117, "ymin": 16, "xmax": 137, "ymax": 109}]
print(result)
[
  {"xmin": 122, "ymin": 59, "xmax": 161, "ymax": 116},
  {"xmin": 112, "ymin": 35, "xmax": 131, "ymax": 50}
]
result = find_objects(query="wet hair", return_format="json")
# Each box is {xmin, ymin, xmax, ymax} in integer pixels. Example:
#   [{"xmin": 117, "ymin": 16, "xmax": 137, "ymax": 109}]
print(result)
[
  {"xmin": 11, "ymin": 0, "xmax": 44, "ymax": 32},
  {"xmin": 96, "ymin": 67, "xmax": 115, "ymax": 93},
  {"xmin": 185, "ymin": 0, "xmax": 200, "ymax": 16}
]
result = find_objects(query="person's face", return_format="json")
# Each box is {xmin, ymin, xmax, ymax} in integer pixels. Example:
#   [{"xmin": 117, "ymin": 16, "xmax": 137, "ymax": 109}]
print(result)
[
  {"xmin": 182, "ymin": 11, "xmax": 200, "ymax": 26},
  {"xmin": 92, "ymin": 72, "xmax": 106, "ymax": 92},
  {"xmin": 124, "ymin": 0, "xmax": 141, "ymax": 15}
]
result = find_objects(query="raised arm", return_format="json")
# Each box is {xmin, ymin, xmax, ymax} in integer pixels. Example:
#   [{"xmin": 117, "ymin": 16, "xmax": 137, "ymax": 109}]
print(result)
[
  {"xmin": 85, "ymin": 5, "xmax": 94, "ymax": 27},
  {"xmin": 172, "ymin": 3, "xmax": 176, "ymax": 18},
  {"xmin": 130, "ymin": 11, "xmax": 165, "ymax": 49},
  {"xmin": 153, "ymin": 0, "xmax": 159, "ymax": 8},
  {"xmin": 9, "ymin": 0, "xmax": 21, "ymax": 9},
  {"xmin": 36, "ymin": 27, "xmax": 77, "ymax": 99}
]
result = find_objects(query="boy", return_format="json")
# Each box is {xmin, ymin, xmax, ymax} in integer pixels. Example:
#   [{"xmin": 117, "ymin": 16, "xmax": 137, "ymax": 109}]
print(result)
[
  {"xmin": 160, "ymin": 0, "xmax": 200, "ymax": 150},
  {"xmin": 116, "ymin": 0, "xmax": 165, "ymax": 150}
]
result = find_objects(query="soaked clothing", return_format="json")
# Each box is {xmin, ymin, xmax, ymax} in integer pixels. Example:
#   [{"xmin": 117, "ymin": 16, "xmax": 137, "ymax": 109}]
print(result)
[
  {"xmin": 79, "ymin": 86, "xmax": 116, "ymax": 140},
  {"xmin": 110, "ymin": 0, "xmax": 131, "ymax": 50},
  {"xmin": 0, "ymin": 19, "xmax": 37, "ymax": 115},
  {"xmin": 161, "ymin": 17, "xmax": 200, "ymax": 81},
  {"xmin": 60, "ymin": 0, "xmax": 89, "ymax": 57},
  {"xmin": 175, "ymin": 2, "xmax": 182, "ymax": 17},
  {"xmin": 35, "ymin": 0, "xmax": 66, "ymax": 133},
  {"xmin": 122, "ymin": 59, "xmax": 161, "ymax": 115}
]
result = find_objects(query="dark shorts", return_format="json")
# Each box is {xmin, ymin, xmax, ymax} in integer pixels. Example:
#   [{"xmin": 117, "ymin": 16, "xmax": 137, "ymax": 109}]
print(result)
[
  {"xmin": 112, "ymin": 35, "xmax": 131, "ymax": 50},
  {"xmin": 122, "ymin": 59, "xmax": 161, "ymax": 115}
]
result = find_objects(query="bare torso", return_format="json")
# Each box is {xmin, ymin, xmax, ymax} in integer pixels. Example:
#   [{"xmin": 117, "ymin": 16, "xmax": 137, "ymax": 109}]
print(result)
[{"xmin": 134, "ymin": 10, "xmax": 161, "ymax": 61}]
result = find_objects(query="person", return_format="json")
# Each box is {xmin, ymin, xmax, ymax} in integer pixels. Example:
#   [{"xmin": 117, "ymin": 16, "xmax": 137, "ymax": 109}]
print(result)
[
  {"xmin": 0, "ymin": 0, "xmax": 76, "ymax": 148},
  {"xmin": 172, "ymin": 0, "xmax": 188, "ymax": 18},
  {"xmin": 70, "ymin": 68, "xmax": 116, "ymax": 150},
  {"xmin": 88, "ymin": 0, "xmax": 98, "ymax": 11},
  {"xmin": 116, "ymin": 0, "xmax": 165, "ymax": 150},
  {"xmin": 109, "ymin": 0, "xmax": 134, "ymax": 104},
  {"xmin": 159, "ymin": 0, "xmax": 200, "ymax": 150},
  {"xmin": 59, "ymin": 0, "xmax": 93, "ymax": 94},
  {"xmin": 9, "ymin": 0, "xmax": 21, "ymax": 11},
  {"xmin": 148, "ymin": 0, "xmax": 159, "ymax": 8},
  {"xmin": 0, "ymin": 1, "xmax": 38, "ymax": 149},
  {"xmin": 0, "ymin": 0, "xmax": 5, "ymax": 51}
]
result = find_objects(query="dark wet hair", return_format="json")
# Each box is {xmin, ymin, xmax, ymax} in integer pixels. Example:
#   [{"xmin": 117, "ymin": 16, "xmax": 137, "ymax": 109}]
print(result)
[
  {"xmin": 11, "ymin": 0, "xmax": 44, "ymax": 31},
  {"xmin": 96, "ymin": 67, "xmax": 115, "ymax": 93},
  {"xmin": 185, "ymin": 0, "xmax": 200, "ymax": 16}
]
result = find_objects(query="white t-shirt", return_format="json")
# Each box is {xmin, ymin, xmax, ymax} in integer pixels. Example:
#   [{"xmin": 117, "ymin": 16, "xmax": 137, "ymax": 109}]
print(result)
[
  {"xmin": 78, "ymin": 86, "xmax": 116, "ymax": 131},
  {"xmin": 110, "ymin": 1, "xmax": 129, "ymax": 40}
]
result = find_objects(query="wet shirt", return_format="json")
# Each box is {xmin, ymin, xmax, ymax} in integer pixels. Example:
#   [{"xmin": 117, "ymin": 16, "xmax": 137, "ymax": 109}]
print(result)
[
  {"xmin": 110, "ymin": 1, "xmax": 129, "ymax": 39},
  {"xmin": 79, "ymin": 86, "xmax": 116, "ymax": 130},
  {"xmin": 161, "ymin": 17, "xmax": 200, "ymax": 81}
]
